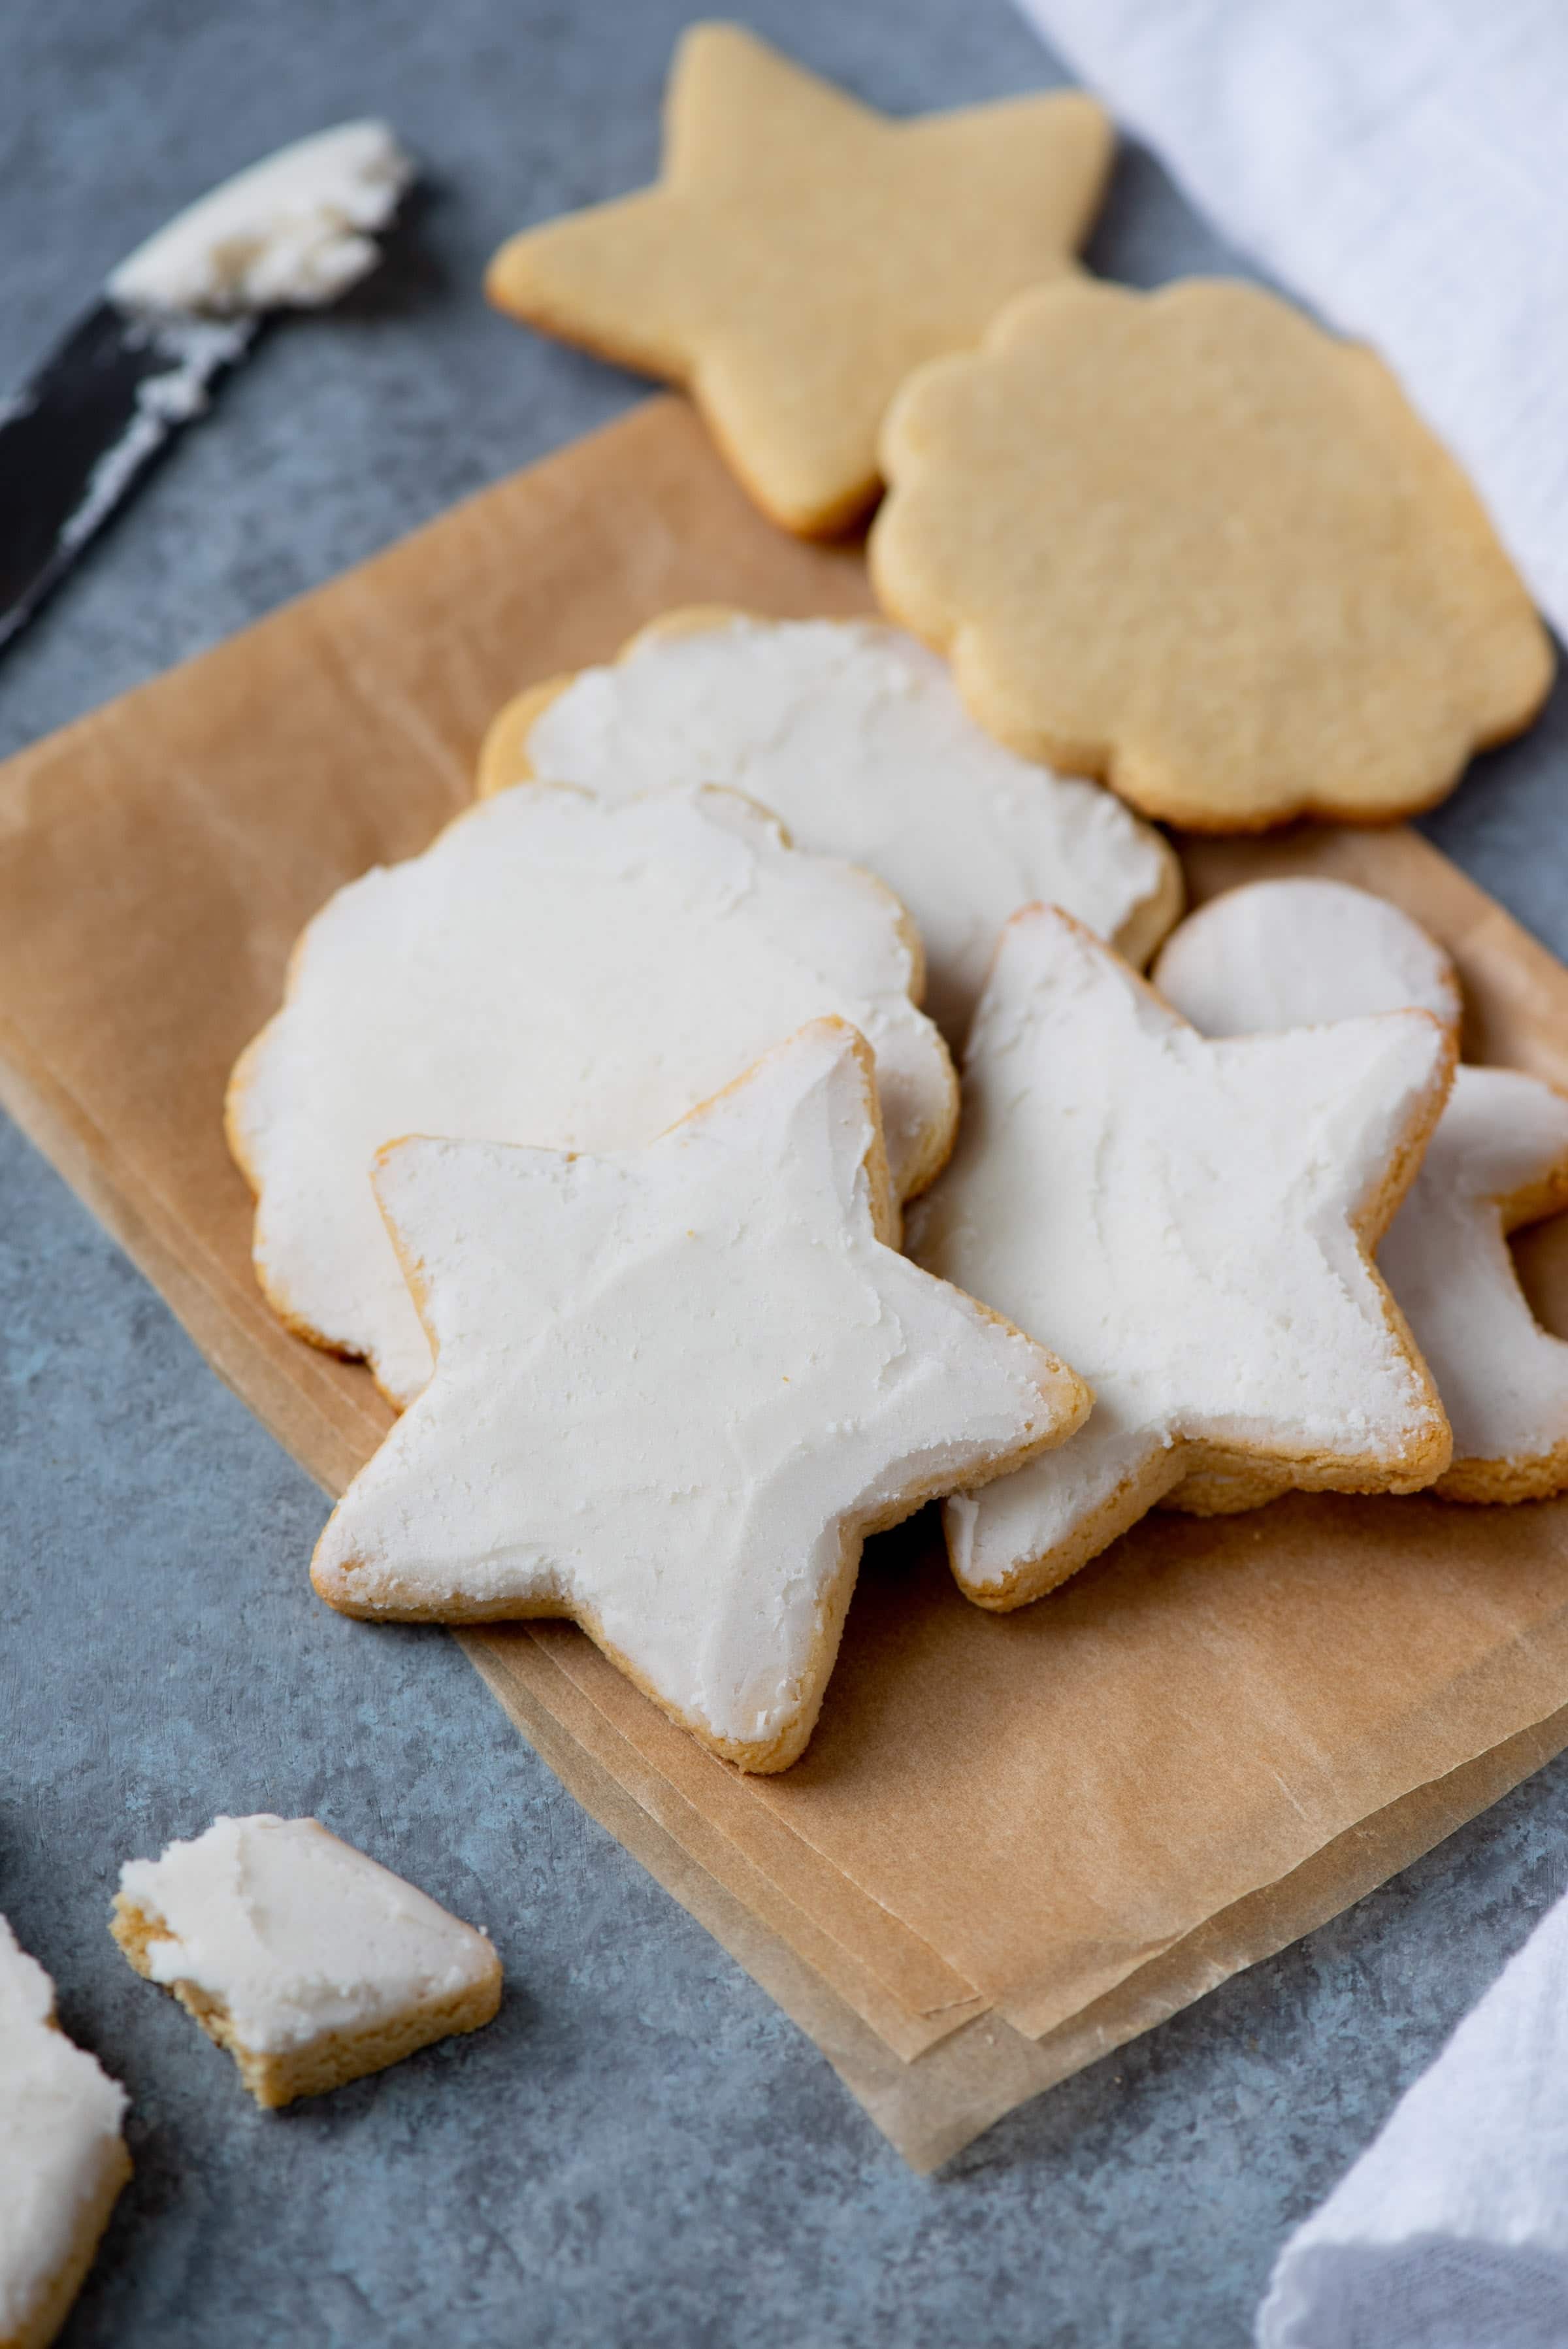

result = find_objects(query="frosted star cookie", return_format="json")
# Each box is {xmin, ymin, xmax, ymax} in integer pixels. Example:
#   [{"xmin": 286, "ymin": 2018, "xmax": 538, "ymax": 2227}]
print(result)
[
  {"xmin": 111, "ymin": 1815, "xmax": 501, "ymax": 2109},
  {"xmin": 485, "ymin": 23, "xmax": 1110, "ymax": 535},
  {"xmin": 312, "ymin": 1019, "xmax": 1090, "ymax": 1771},
  {"xmin": 1, "ymin": 1915, "xmax": 129, "ymax": 2349},
  {"xmin": 907, "ymin": 908, "xmax": 1454, "ymax": 1607},
  {"xmin": 1156, "ymin": 879, "xmax": 1568, "ymax": 1503},
  {"xmin": 872, "ymin": 278, "xmax": 1552, "ymax": 830},
  {"xmin": 227, "ymin": 785, "xmax": 956, "ymax": 1407},
  {"xmin": 476, "ymin": 610, "xmax": 1183, "ymax": 1044}
]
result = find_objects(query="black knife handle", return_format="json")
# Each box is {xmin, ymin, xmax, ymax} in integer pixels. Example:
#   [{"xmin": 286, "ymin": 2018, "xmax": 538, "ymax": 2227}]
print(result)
[{"xmin": 0, "ymin": 300, "xmax": 252, "ymax": 651}]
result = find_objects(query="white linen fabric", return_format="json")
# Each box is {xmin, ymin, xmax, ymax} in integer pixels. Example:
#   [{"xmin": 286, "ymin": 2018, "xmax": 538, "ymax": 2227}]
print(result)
[
  {"xmin": 1256, "ymin": 1884, "xmax": 1568, "ymax": 2346},
  {"xmin": 1015, "ymin": 0, "xmax": 1568, "ymax": 641}
]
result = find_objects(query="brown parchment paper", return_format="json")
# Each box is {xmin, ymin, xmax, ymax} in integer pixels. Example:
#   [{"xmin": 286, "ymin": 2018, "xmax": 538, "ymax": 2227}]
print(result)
[{"xmin": 6, "ymin": 393, "xmax": 1568, "ymax": 2171}]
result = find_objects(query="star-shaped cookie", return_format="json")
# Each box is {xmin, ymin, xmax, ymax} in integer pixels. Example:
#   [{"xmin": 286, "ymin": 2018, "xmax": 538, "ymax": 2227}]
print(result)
[
  {"xmin": 485, "ymin": 23, "xmax": 1111, "ymax": 535},
  {"xmin": 476, "ymin": 608, "xmax": 1183, "ymax": 1043},
  {"xmin": 871, "ymin": 278, "xmax": 1552, "ymax": 829},
  {"xmin": 1155, "ymin": 878, "xmax": 1568, "ymax": 1503},
  {"xmin": 312, "ymin": 1020, "xmax": 1088, "ymax": 1770},
  {"xmin": 907, "ymin": 908, "xmax": 1455, "ymax": 1608}
]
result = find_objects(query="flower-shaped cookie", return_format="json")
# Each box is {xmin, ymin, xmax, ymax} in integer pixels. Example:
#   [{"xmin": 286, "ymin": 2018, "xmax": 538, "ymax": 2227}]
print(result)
[
  {"xmin": 476, "ymin": 609, "xmax": 1182, "ymax": 1044},
  {"xmin": 227, "ymin": 787, "xmax": 956, "ymax": 1408},
  {"xmin": 871, "ymin": 279, "xmax": 1552, "ymax": 831}
]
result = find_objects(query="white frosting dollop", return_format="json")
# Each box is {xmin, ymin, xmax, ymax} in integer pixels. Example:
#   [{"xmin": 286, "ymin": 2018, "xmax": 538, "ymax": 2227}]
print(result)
[
  {"xmin": 1156, "ymin": 878, "xmax": 1568, "ymax": 1482},
  {"xmin": 0, "ymin": 1916, "xmax": 128, "ymax": 2339},
  {"xmin": 908, "ymin": 908, "xmax": 1452, "ymax": 1596},
  {"xmin": 229, "ymin": 785, "xmax": 956, "ymax": 1408},
  {"xmin": 510, "ymin": 615, "xmax": 1181, "ymax": 1043},
  {"xmin": 313, "ymin": 1021, "xmax": 1084, "ymax": 1761},
  {"xmin": 108, "ymin": 122, "xmax": 412, "ymax": 314},
  {"xmin": 1152, "ymin": 878, "xmax": 1462, "ymax": 1038},
  {"xmin": 117, "ymin": 1816, "xmax": 497, "ymax": 2055}
]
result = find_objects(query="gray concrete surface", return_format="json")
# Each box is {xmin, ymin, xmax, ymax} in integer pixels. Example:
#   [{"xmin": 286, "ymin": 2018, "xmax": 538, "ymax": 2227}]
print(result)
[{"xmin": 4, "ymin": 3, "xmax": 1568, "ymax": 2342}]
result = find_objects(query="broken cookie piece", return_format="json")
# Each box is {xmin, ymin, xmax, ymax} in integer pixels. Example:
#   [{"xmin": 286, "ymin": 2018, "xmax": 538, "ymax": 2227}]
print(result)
[
  {"xmin": 1, "ymin": 1914, "xmax": 130, "ymax": 2349},
  {"xmin": 110, "ymin": 1815, "xmax": 500, "ymax": 2109}
]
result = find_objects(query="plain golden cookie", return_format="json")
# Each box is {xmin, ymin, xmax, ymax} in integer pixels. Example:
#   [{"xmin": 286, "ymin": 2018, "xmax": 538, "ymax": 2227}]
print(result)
[
  {"xmin": 871, "ymin": 277, "xmax": 1552, "ymax": 830},
  {"xmin": 485, "ymin": 22, "xmax": 1111, "ymax": 536}
]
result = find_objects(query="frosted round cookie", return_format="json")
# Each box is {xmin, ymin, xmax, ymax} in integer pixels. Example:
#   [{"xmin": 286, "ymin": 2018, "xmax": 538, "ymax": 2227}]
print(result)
[
  {"xmin": 477, "ymin": 612, "xmax": 1183, "ymax": 1044},
  {"xmin": 111, "ymin": 1815, "xmax": 501, "ymax": 2109},
  {"xmin": 1, "ymin": 1915, "xmax": 129, "ymax": 2349},
  {"xmin": 313, "ymin": 1020, "xmax": 1090, "ymax": 1770},
  {"xmin": 227, "ymin": 785, "xmax": 957, "ymax": 1407},
  {"xmin": 907, "ymin": 908, "xmax": 1454, "ymax": 1607},
  {"xmin": 1152, "ymin": 879, "xmax": 1462, "ymax": 1040},
  {"xmin": 1156, "ymin": 878, "xmax": 1568, "ymax": 1503}
]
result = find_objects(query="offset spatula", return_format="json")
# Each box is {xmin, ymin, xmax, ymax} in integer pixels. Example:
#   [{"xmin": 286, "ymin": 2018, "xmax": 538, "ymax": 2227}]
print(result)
[{"xmin": 0, "ymin": 120, "xmax": 412, "ymax": 653}]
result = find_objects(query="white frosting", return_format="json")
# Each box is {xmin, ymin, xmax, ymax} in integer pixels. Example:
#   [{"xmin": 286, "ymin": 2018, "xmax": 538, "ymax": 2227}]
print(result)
[
  {"xmin": 907, "ymin": 909, "xmax": 1451, "ymax": 1593},
  {"xmin": 117, "ymin": 1815, "xmax": 497, "ymax": 2055},
  {"xmin": 231, "ymin": 785, "xmax": 955, "ymax": 1408},
  {"xmin": 0, "ymin": 1915, "xmax": 127, "ymax": 2337},
  {"xmin": 1381, "ymin": 1068, "xmax": 1568, "ymax": 1463},
  {"xmin": 518, "ymin": 616, "xmax": 1178, "ymax": 1043},
  {"xmin": 108, "ymin": 122, "xmax": 412, "ymax": 313},
  {"xmin": 1153, "ymin": 879, "xmax": 1462, "ymax": 1038},
  {"xmin": 313, "ymin": 1021, "xmax": 1083, "ymax": 1756},
  {"xmin": 1156, "ymin": 880, "xmax": 1568, "ymax": 1475}
]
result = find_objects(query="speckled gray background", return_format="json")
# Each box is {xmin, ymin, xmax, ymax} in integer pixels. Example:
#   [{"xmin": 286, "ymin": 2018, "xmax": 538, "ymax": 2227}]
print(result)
[{"xmin": 5, "ymin": 3, "xmax": 1568, "ymax": 2343}]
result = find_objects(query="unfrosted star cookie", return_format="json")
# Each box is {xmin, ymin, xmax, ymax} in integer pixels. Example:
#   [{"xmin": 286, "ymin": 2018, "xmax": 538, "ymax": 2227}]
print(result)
[
  {"xmin": 227, "ymin": 785, "xmax": 956, "ymax": 1407},
  {"xmin": 871, "ymin": 278, "xmax": 1552, "ymax": 830},
  {"xmin": 312, "ymin": 1019, "xmax": 1090, "ymax": 1771},
  {"xmin": 1, "ymin": 1915, "xmax": 129, "ymax": 2349},
  {"xmin": 907, "ymin": 908, "xmax": 1454, "ymax": 1607},
  {"xmin": 485, "ymin": 24, "xmax": 1111, "ymax": 535},
  {"xmin": 1156, "ymin": 878, "xmax": 1568, "ymax": 1503},
  {"xmin": 112, "ymin": 1815, "xmax": 501, "ymax": 2109},
  {"xmin": 476, "ymin": 610, "xmax": 1183, "ymax": 1046}
]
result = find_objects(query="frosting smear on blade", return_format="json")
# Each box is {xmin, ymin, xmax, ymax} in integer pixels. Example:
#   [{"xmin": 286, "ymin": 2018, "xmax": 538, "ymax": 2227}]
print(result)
[
  {"xmin": 110, "ymin": 121, "xmax": 413, "ymax": 313},
  {"xmin": 908, "ymin": 908, "xmax": 1454, "ymax": 1606},
  {"xmin": 227, "ymin": 785, "xmax": 956, "ymax": 1408},
  {"xmin": 313, "ymin": 1021, "xmax": 1088, "ymax": 1770},
  {"xmin": 484, "ymin": 614, "xmax": 1181, "ymax": 1043}
]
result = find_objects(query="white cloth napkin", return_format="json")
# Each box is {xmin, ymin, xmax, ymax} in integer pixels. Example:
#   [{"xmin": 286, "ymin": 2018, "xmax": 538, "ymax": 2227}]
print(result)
[
  {"xmin": 1015, "ymin": 0, "xmax": 1568, "ymax": 642},
  {"xmin": 1252, "ymin": 1884, "xmax": 1568, "ymax": 2346}
]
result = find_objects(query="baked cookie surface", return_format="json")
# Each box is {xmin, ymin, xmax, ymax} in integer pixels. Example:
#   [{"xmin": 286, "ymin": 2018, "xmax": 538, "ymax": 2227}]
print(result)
[
  {"xmin": 478, "ymin": 611, "xmax": 1182, "ymax": 1044},
  {"xmin": 871, "ymin": 278, "xmax": 1551, "ymax": 830},
  {"xmin": 1152, "ymin": 878, "xmax": 1462, "ymax": 1040},
  {"xmin": 907, "ymin": 908, "xmax": 1454, "ymax": 1607},
  {"xmin": 312, "ymin": 1020, "xmax": 1089, "ymax": 1770},
  {"xmin": 227, "ymin": 785, "xmax": 956, "ymax": 1407},
  {"xmin": 111, "ymin": 1815, "xmax": 501, "ymax": 2110},
  {"xmin": 485, "ymin": 23, "xmax": 1110, "ymax": 535},
  {"xmin": 0, "ymin": 1916, "xmax": 129, "ymax": 2349},
  {"xmin": 1156, "ymin": 878, "xmax": 1568, "ymax": 1502}
]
